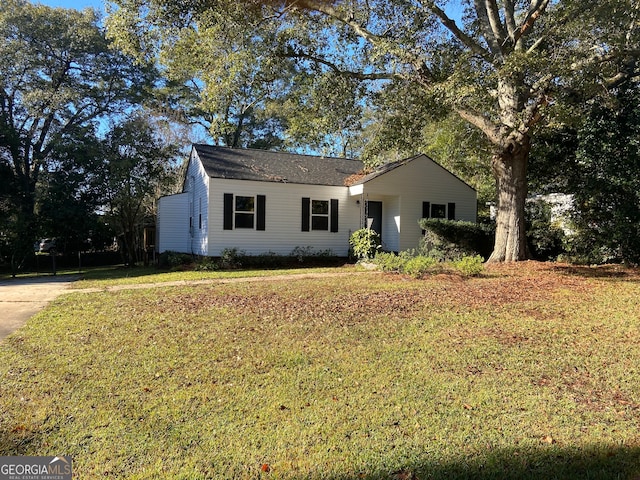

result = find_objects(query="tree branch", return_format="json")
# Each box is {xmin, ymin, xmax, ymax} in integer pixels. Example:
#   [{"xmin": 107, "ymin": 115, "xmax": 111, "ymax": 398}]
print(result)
[
  {"xmin": 283, "ymin": 47, "xmax": 397, "ymax": 81},
  {"xmin": 418, "ymin": 0, "xmax": 493, "ymax": 62},
  {"xmin": 292, "ymin": 0, "xmax": 379, "ymax": 46},
  {"xmin": 513, "ymin": 0, "xmax": 551, "ymax": 45},
  {"xmin": 454, "ymin": 107, "xmax": 503, "ymax": 146},
  {"xmin": 571, "ymin": 48, "xmax": 640, "ymax": 86},
  {"xmin": 476, "ymin": 0, "xmax": 507, "ymax": 56},
  {"xmin": 503, "ymin": 0, "xmax": 517, "ymax": 43},
  {"xmin": 486, "ymin": 0, "xmax": 508, "ymax": 41}
]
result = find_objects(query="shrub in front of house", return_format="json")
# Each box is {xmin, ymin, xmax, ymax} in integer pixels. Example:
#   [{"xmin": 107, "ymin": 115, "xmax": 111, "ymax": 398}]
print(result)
[
  {"xmin": 452, "ymin": 255, "xmax": 484, "ymax": 277},
  {"xmin": 349, "ymin": 228, "xmax": 382, "ymax": 259},
  {"xmin": 403, "ymin": 255, "xmax": 440, "ymax": 278},
  {"xmin": 419, "ymin": 219, "xmax": 494, "ymax": 261},
  {"xmin": 159, "ymin": 251, "xmax": 194, "ymax": 269},
  {"xmin": 194, "ymin": 257, "xmax": 219, "ymax": 271},
  {"xmin": 371, "ymin": 250, "xmax": 483, "ymax": 278},
  {"xmin": 219, "ymin": 247, "xmax": 246, "ymax": 269},
  {"xmin": 371, "ymin": 251, "xmax": 407, "ymax": 273}
]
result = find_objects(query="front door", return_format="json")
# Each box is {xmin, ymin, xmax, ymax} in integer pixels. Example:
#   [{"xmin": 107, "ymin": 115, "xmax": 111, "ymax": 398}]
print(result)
[{"xmin": 366, "ymin": 201, "xmax": 382, "ymax": 237}]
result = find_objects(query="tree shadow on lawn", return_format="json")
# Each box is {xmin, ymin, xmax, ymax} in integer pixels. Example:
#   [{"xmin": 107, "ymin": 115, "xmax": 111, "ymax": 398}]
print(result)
[
  {"xmin": 552, "ymin": 264, "xmax": 640, "ymax": 282},
  {"xmin": 332, "ymin": 444, "xmax": 640, "ymax": 480},
  {"xmin": 1, "ymin": 429, "xmax": 639, "ymax": 479}
]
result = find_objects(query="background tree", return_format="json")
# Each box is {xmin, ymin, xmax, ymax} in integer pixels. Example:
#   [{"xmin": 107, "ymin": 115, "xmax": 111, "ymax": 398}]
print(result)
[
  {"xmin": 108, "ymin": 0, "xmax": 295, "ymax": 149},
  {"xmin": 36, "ymin": 126, "xmax": 110, "ymax": 254},
  {"xmin": 99, "ymin": 114, "xmax": 178, "ymax": 266},
  {"xmin": 568, "ymin": 84, "xmax": 640, "ymax": 264},
  {"xmin": 0, "ymin": 0, "xmax": 152, "ymax": 270}
]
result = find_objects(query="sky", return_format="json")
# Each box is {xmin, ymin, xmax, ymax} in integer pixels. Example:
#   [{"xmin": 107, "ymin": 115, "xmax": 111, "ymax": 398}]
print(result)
[
  {"xmin": 36, "ymin": 0, "xmax": 105, "ymax": 14},
  {"xmin": 36, "ymin": 0, "xmax": 465, "ymax": 21}
]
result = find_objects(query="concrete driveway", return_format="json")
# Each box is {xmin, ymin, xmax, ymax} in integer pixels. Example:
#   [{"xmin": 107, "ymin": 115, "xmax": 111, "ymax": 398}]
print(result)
[{"xmin": 0, "ymin": 275, "xmax": 79, "ymax": 341}]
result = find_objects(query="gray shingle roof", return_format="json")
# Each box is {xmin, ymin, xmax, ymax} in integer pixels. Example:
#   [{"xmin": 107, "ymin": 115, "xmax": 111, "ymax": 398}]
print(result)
[{"xmin": 193, "ymin": 144, "xmax": 365, "ymax": 186}]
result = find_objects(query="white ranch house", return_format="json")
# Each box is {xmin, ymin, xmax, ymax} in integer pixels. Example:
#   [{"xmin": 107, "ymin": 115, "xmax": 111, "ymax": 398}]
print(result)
[{"xmin": 157, "ymin": 145, "xmax": 477, "ymax": 257}]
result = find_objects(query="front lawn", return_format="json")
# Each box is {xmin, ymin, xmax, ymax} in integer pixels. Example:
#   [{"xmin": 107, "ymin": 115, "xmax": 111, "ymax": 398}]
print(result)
[
  {"xmin": 1, "ymin": 263, "xmax": 639, "ymax": 479},
  {"xmin": 72, "ymin": 264, "xmax": 356, "ymax": 289}
]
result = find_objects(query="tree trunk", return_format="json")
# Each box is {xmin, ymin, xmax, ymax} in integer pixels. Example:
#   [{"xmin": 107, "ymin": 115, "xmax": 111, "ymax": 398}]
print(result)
[{"xmin": 487, "ymin": 137, "xmax": 530, "ymax": 263}]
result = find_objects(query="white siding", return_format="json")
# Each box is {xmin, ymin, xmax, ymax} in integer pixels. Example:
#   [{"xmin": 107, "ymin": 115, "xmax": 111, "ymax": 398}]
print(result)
[
  {"xmin": 184, "ymin": 150, "xmax": 210, "ymax": 255},
  {"xmin": 157, "ymin": 193, "xmax": 190, "ymax": 253},
  {"xmin": 208, "ymin": 179, "xmax": 361, "ymax": 256},
  {"xmin": 361, "ymin": 155, "xmax": 477, "ymax": 252}
]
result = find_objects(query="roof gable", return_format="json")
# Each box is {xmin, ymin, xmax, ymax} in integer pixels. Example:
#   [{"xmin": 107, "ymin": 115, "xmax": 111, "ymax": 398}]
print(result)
[
  {"xmin": 351, "ymin": 154, "xmax": 476, "ymax": 192},
  {"xmin": 192, "ymin": 144, "xmax": 364, "ymax": 186}
]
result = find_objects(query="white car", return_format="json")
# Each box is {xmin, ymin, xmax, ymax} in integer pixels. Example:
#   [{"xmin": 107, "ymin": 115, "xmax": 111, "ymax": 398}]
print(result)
[{"xmin": 39, "ymin": 238, "xmax": 56, "ymax": 252}]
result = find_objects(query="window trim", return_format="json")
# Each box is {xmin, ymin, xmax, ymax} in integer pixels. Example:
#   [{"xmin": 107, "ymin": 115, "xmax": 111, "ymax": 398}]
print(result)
[
  {"xmin": 311, "ymin": 199, "xmax": 330, "ymax": 231},
  {"xmin": 223, "ymin": 193, "xmax": 266, "ymax": 230},
  {"xmin": 234, "ymin": 195, "xmax": 255, "ymax": 229},
  {"xmin": 302, "ymin": 197, "xmax": 339, "ymax": 232}
]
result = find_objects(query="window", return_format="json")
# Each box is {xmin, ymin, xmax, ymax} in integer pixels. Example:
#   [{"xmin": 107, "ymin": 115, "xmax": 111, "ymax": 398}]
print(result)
[
  {"xmin": 189, "ymin": 200, "xmax": 194, "ymax": 237},
  {"xmin": 431, "ymin": 203, "xmax": 446, "ymax": 219},
  {"xmin": 223, "ymin": 194, "xmax": 266, "ymax": 230},
  {"xmin": 235, "ymin": 195, "xmax": 255, "ymax": 229},
  {"xmin": 312, "ymin": 200, "xmax": 329, "ymax": 230},
  {"xmin": 422, "ymin": 201, "xmax": 455, "ymax": 233},
  {"xmin": 302, "ymin": 198, "xmax": 339, "ymax": 232}
]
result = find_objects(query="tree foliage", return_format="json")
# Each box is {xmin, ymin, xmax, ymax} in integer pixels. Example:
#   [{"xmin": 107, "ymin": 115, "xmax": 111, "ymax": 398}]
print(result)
[
  {"xmin": 0, "ymin": 0, "xmax": 152, "ymax": 269},
  {"xmin": 570, "ymin": 84, "xmax": 640, "ymax": 264},
  {"xmin": 99, "ymin": 114, "xmax": 178, "ymax": 265},
  {"xmin": 36, "ymin": 126, "xmax": 111, "ymax": 253}
]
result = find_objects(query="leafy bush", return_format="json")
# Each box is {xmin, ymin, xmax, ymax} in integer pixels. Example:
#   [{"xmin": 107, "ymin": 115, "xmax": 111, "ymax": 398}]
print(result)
[
  {"xmin": 372, "ymin": 251, "xmax": 483, "ymax": 278},
  {"xmin": 403, "ymin": 255, "xmax": 439, "ymax": 278},
  {"xmin": 453, "ymin": 255, "xmax": 484, "ymax": 277},
  {"xmin": 159, "ymin": 251, "xmax": 193, "ymax": 268},
  {"xmin": 525, "ymin": 200, "xmax": 566, "ymax": 261},
  {"xmin": 290, "ymin": 246, "xmax": 335, "ymax": 263},
  {"xmin": 372, "ymin": 251, "xmax": 406, "ymax": 272},
  {"xmin": 219, "ymin": 247, "xmax": 246, "ymax": 269},
  {"xmin": 194, "ymin": 258, "xmax": 219, "ymax": 271},
  {"xmin": 419, "ymin": 219, "xmax": 494, "ymax": 260},
  {"xmin": 349, "ymin": 228, "xmax": 381, "ymax": 259}
]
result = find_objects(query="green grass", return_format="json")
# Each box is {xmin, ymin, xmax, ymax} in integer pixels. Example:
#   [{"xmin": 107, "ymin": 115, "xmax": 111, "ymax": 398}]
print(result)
[
  {"xmin": 71, "ymin": 264, "xmax": 357, "ymax": 289},
  {"xmin": 1, "ymin": 263, "xmax": 639, "ymax": 479}
]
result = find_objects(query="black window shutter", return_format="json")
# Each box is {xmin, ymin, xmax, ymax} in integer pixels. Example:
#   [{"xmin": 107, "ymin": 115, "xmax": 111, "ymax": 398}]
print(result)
[
  {"xmin": 422, "ymin": 201, "xmax": 431, "ymax": 234},
  {"xmin": 422, "ymin": 202, "xmax": 430, "ymax": 219},
  {"xmin": 448, "ymin": 202, "xmax": 456, "ymax": 220},
  {"xmin": 301, "ymin": 197, "xmax": 310, "ymax": 232},
  {"xmin": 330, "ymin": 199, "xmax": 339, "ymax": 232},
  {"xmin": 223, "ymin": 193, "xmax": 233, "ymax": 230},
  {"xmin": 256, "ymin": 195, "xmax": 266, "ymax": 231}
]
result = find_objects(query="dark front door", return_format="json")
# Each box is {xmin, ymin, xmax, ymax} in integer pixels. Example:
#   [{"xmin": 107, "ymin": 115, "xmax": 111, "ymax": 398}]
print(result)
[{"xmin": 366, "ymin": 201, "xmax": 383, "ymax": 236}]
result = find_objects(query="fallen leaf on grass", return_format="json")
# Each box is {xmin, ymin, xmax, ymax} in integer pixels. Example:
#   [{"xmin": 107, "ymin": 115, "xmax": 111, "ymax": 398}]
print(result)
[
  {"xmin": 261, "ymin": 463, "xmax": 270, "ymax": 473},
  {"xmin": 542, "ymin": 435, "xmax": 556, "ymax": 444},
  {"xmin": 391, "ymin": 468, "xmax": 417, "ymax": 479}
]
